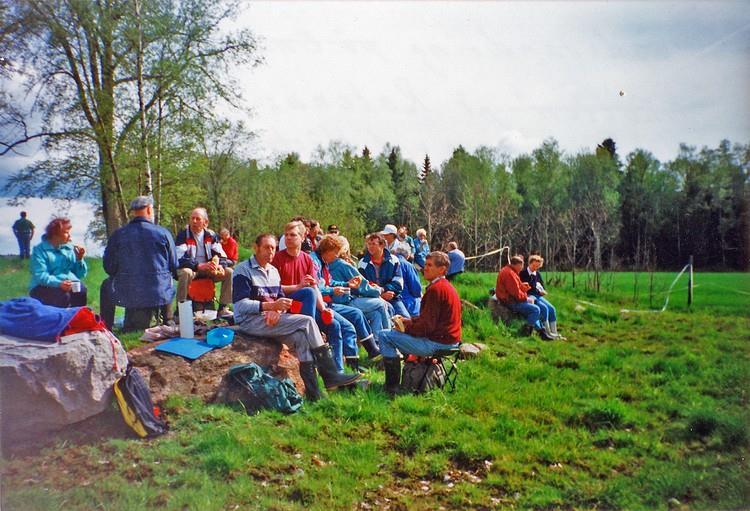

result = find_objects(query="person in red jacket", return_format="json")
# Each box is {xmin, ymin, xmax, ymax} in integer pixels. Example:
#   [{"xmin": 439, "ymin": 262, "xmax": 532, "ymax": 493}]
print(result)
[
  {"xmin": 378, "ymin": 251, "xmax": 461, "ymax": 395},
  {"xmin": 494, "ymin": 255, "xmax": 554, "ymax": 340},
  {"xmin": 219, "ymin": 228, "xmax": 239, "ymax": 265}
]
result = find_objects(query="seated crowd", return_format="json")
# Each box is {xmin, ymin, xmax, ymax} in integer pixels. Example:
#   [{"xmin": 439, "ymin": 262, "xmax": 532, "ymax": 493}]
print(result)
[{"xmin": 26, "ymin": 196, "xmax": 563, "ymax": 399}]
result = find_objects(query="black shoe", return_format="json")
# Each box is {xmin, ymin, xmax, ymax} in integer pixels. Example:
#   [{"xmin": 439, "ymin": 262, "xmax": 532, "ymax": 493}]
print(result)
[
  {"xmin": 383, "ymin": 357, "xmax": 402, "ymax": 396},
  {"xmin": 519, "ymin": 324, "xmax": 534, "ymax": 337},
  {"xmin": 299, "ymin": 361, "xmax": 322, "ymax": 401},
  {"xmin": 537, "ymin": 327, "xmax": 555, "ymax": 341},
  {"xmin": 311, "ymin": 345, "xmax": 362, "ymax": 390}
]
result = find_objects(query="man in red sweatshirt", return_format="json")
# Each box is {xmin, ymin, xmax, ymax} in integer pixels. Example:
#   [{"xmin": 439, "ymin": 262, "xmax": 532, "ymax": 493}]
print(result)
[
  {"xmin": 494, "ymin": 255, "xmax": 554, "ymax": 340},
  {"xmin": 379, "ymin": 251, "xmax": 462, "ymax": 395}
]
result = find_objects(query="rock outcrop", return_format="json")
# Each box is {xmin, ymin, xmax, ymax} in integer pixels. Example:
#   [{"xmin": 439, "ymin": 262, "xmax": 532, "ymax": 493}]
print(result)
[{"xmin": 127, "ymin": 329, "xmax": 303, "ymax": 404}]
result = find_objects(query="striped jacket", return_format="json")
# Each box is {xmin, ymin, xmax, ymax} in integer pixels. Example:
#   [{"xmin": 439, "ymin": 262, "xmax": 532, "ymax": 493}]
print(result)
[
  {"xmin": 232, "ymin": 256, "xmax": 285, "ymax": 323},
  {"xmin": 357, "ymin": 248, "xmax": 404, "ymax": 296},
  {"xmin": 175, "ymin": 227, "xmax": 231, "ymax": 271}
]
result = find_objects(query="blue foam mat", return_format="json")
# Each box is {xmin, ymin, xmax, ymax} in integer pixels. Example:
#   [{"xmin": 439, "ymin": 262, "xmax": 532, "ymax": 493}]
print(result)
[{"xmin": 155, "ymin": 337, "xmax": 215, "ymax": 360}]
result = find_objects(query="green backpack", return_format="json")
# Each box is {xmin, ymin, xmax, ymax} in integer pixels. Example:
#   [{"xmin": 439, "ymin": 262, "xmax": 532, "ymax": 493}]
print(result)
[{"xmin": 218, "ymin": 363, "xmax": 303, "ymax": 415}]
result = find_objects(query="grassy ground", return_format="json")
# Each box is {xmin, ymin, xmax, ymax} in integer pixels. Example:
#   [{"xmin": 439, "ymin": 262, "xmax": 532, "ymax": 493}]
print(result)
[{"xmin": 1, "ymin": 257, "xmax": 748, "ymax": 510}]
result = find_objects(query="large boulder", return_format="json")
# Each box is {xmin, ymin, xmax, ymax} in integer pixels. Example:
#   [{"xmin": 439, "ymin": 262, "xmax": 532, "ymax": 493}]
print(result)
[
  {"xmin": 488, "ymin": 297, "xmax": 523, "ymax": 325},
  {"xmin": 0, "ymin": 330, "xmax": 128, "ymax": 452},
  {"xmin": 127, "ymin": 328, "xmax": 303, "ymax": 404}
]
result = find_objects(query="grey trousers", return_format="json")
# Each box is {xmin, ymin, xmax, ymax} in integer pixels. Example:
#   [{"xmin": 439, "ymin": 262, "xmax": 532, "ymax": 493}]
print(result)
[{"xmin": 237, "ymin": 313, "xmax": 325, "ymax": 362}]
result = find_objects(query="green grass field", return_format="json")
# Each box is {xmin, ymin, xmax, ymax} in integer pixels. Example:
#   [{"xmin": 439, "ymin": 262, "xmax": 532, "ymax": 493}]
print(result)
[{"xmin": 1, "ymin": 257, "xmax": 749, "ymax": 510}]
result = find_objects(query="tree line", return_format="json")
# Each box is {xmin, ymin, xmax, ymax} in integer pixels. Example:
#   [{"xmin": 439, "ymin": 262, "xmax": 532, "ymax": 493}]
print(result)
[
  {"xmin": 1, "ymin": 1, "xmax": 748, "ymax": 273},
  {"xmin": 169, "ymin": 137, "xmax": 748, "ymax": 275}
]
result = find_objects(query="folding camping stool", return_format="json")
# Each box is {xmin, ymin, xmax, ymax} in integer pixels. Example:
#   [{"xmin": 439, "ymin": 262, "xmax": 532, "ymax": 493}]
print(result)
[{"xmin": 432, "ymin": 345, "xmax": 462, "ymax": 392}]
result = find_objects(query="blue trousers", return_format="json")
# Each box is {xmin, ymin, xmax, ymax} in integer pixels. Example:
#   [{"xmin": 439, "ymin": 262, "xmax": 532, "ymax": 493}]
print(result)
[
  {"xmin": 287, "ymin": 287, "xmax": 357, "ymax": 371},
  {"xmin": 287, "ymin": 288, "xmax": 318, "ymax": 318},
  {"xmin": 388, "ymin": 296, "xmax": 411, "ymax": 319},
  {"xmin": 348, "ymin": 296, "xmax": 390, "ymax": 344},
  {"xmin": 332, "ymin": 303, "xmax": 372, "ymax": 340},
  {"xmin": 533, "ymin": 296, "xmax": 556, "ymax": 322},
  {"xmin": 507, "ymin": 301, "xmax": 542, "ymax": 329},
  {"xmin": 15, "ymin": 232, "xmax": 32, "ymax": 259},
  {"xmin": 314, "ymin": 309, "xmax": 358, "ymax": 372},
  {"xmin": 378, "ymin": 329, "xmax": 459, "ymax": 358}
]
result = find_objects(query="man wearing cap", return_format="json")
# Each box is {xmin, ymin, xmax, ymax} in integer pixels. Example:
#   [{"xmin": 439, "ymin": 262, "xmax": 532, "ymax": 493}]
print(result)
[
  {"xmin": 382, "ymin": 223, "xmax": 410, "ymax": 257},
  {"xmin": 100, "ymin": 196, "xmax": 178, "ymax": 331},
  {"xmin": 327, "ymin": 223, "xmax": 349, "ymax": 248}
]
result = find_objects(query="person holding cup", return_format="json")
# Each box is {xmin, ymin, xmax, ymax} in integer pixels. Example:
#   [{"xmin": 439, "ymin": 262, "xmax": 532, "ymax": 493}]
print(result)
[
  {"xmin": 29, "ymin": 217, "xmax": 88, "ymax": 307},
  {"xmin": 232, "ymin": 233, "xmax": 361, "ymax": 401}
]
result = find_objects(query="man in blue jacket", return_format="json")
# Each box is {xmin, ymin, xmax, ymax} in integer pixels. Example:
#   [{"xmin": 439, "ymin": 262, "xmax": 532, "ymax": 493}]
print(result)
[
  {"xmin": 358, "ymin": 233, "xmax": 411, "ymax": 318},
  {"xmin": 100, "ymin": 196, "xmax": 178, "ymax": 331}
]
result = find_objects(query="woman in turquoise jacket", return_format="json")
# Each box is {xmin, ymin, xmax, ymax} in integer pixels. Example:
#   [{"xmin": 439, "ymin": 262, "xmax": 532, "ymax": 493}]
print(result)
[
  {"xmin": 29, "ymin": 217, "xmax": 88, "ymax": 308},
  {"xmin": 328, "ymin": 237, "xmax": 391, "ymax": 351}
]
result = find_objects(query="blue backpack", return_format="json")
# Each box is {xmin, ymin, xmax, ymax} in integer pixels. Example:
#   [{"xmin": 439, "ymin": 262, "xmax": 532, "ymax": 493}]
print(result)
[{"xmin": 220, "ymin": 363, "xmax": 303, "ymax": 415}]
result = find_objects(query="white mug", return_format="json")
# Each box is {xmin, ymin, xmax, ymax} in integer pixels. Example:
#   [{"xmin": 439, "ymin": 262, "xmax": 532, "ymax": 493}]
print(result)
[{"xmin": 71, "ymin": 281, "xmax": 82, "ymax": 293}]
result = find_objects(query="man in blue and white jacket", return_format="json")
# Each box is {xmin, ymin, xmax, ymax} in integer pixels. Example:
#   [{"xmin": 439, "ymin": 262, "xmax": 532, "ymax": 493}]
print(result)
[
  {"xmin": 358, "ymin": 232, "xmax": 411, "ymax": 318},
  {"xmin": 175, "ymin": 207, "xmax": 233, "ymax": 317}
]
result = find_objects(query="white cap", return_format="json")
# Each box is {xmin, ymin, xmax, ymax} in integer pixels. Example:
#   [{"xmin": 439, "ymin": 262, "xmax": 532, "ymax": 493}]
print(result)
[{"xmin": 382, "ymin": 224, "xmax": 398, "ymax": 236}]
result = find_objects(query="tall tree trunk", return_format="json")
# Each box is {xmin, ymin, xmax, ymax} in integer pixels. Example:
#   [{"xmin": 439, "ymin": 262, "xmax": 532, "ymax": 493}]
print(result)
[
  {"xmin": 100, "ymin": 4, "xmax": 127, "ymax": 234},
  {"xmin": 134, "ymin": 0, "xmax": 152, "ymax": 196},
  {"xmin": 591, "ymin": 220, "xmax": 602, "ymax": 292},
  {"xmin": 155, "ymin": 95, "xmax": 163, "ymax": 224}
]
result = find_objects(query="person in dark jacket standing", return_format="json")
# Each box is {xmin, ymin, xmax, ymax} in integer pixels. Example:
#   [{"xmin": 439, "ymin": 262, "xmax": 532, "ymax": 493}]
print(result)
[
  {"xmin": 12, "ymin": 211, "xmax": 35, "ymax": 259},
  {"xmin": 100, "ymin": 196, "xmax": 178, "ymax": 331}
]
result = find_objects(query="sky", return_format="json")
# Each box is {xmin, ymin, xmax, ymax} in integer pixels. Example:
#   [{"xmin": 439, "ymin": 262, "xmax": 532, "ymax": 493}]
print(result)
[
  {"xmin": 1, "ymin": 0, "xmax": 749, "ymax": 254},
  {"xmin": 231, "ymin": 0, "xmax": 750, "ymax": 164}
]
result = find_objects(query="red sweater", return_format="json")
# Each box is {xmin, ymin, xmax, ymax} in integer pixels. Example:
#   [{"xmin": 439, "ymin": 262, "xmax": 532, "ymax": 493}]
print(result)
[
  {"xmin": 405, "ymin": 277, "xmax": 462, "ymax": 344},
  {"xmin": 495, "ymin": 265, "xmax": 527, "ymax": 304},
  {"xmin": 272, "ymin": 250, "xmax": 315, "ymax": 286},
  {"xmin": 221, "ymin": 236, "xmax": 239, "ymax": 263}
]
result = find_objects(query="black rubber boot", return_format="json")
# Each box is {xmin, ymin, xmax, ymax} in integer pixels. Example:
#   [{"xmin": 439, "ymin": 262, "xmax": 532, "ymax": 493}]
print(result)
[
  {"xmin": 312, "ymin": 345, "xmax": 362, "ymax": 390},
  {"xmin": 383, "ymin": 357, "xmax": 402, "ymax": 396},
  {"xmin": 345, "ymin": 356, "xmax": 365, "ymax": 373},
  {"xmin": 359, "ymin": 335, "xmax": 381, "ymax": 358},
  {"xmin": 299, "ymin": 361, "xmax": 322, "ymax": 401}
]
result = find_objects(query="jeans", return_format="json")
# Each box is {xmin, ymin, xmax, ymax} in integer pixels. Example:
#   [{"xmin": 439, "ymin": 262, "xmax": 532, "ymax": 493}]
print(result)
[
  {"xmin": 348, "ymin": 296, "xmax": 391, "ymax": 343},
  {"xmin": 532, "ymin": 296, "xmax": 556, "ymax": 323},
  {"xmin": 388, "ymin": 297, "xmax": 411, "ymax": 319},
  {"xmin": 287, "ymin": 287, "xmax": 318, "ymax": 317},
  {"xmin": 314, "ymin": 309, "xmax": 357, "ymax": 372},
  {"xmin": 507, "ymin": 301, "xmax": 542, "ymax": 329},
  {"xmin": 332, "ymin": 303, "xmax": 372, "ymax": 341},
  {"xmin": 378, "ymin": 329, "xmax": 459, "ymax": 358}
]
